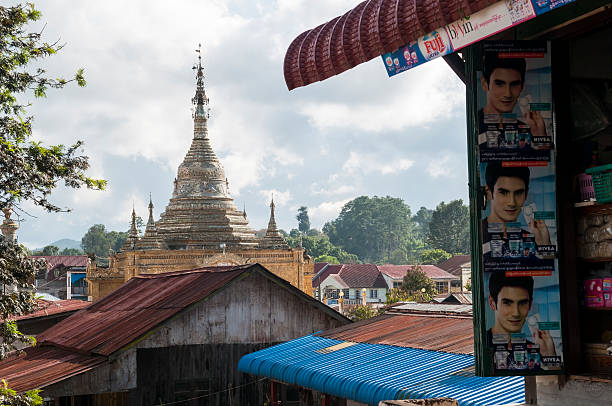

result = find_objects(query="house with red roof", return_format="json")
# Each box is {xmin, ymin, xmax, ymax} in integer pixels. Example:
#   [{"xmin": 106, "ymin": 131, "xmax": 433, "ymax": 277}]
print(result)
[
  {"xmin": 0, "ymin": 263, "xmax": 348, "ymax": 405},
  {"xmin": 437, "ymin": 255, "xmax": 472, "ymax": 292},
  {"xmin": 378, "ymin": 264, "xmax": 459, "ymax": 295},
  {"xmin": 31, "ymin": 255, "xmax": 89, "ymax": 301},
  {"xmin": 313, "ymin": 263, "xmax": 389, "ymax": 304}
]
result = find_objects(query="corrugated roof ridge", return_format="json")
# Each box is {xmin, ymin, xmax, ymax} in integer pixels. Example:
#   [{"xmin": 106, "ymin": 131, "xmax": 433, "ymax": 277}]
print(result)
[{"xmin": 135, "ymin": 264, "xmax": 253, "ymax": 278}]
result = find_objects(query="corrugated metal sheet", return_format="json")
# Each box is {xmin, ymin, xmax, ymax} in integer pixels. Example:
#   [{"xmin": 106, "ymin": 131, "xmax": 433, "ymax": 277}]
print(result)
[
  {"xmin": 31, "ymin": 255, "xmax": 89, "ymax": 270},
  {"xmin": 283, "ymin": 0, "xmax": 493, "ymax": 90},
  {"xmin": 390, "ymin": 302, "xmax": 473, "ymax": 316},
  {"xmin": 379, "ymin": 264, "xmax": 459, "ymax": 280},
  {"xmin": 318, "ymin": 313, "xmax": 474, "ymax": 354},
  {"xmin": 37, "ymin": 265, "xmax": 253, "ymax": 356},
  {"xmin": 238, "ymin": 334, "xmax": 524, "ymax": 406},
  {"xmin": 10, "ymin": 299, "xmax": 89, "ymax": 321},
  {"xmin": 437, "ymin": 255, "xmax": 471, "ymax": 276},
  {"xmin": 0, "ymin": 346, "xmax": 105, "ymax": 393}
]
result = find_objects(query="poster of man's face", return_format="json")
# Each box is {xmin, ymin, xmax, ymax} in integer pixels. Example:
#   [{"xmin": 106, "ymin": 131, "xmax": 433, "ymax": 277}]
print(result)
[{"xmin": 477, "ymin": 41, "xmax": 562, "ymax": 373}]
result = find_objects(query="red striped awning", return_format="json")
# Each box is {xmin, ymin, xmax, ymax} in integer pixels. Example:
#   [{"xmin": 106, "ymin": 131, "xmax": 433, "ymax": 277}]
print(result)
[{"xmin": 284, "ymin": 0, "xmax": 495, "ymax": 90}]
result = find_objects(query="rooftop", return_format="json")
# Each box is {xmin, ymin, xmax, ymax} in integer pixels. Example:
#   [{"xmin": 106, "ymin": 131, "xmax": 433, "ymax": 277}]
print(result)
[
  {"xmin": 437, "ymin": 255, "xmax": 471, "ymax": 276},
  {"xmin": 379, "ymin": 264, "xmax": 458, "ymax": 280}
]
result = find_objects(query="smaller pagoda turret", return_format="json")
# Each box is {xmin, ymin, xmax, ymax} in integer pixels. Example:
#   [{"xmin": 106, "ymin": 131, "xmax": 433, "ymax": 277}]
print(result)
[
  {"xmin": 259, "ymin": 197, "xmax": 289, "ymax": 249},
  {"xmin": 121, "ymin": 207, "xmax": 140, "ymax": 251},
  {"xmin": 135, "ymin": 195, "xmax": 164, "ymax": 250}
]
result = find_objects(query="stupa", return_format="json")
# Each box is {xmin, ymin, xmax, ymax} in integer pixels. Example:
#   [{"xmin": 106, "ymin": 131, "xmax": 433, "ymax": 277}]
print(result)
[{"xmin": 87, "ymin": 54, "xmax": 313, "ymax": 300}]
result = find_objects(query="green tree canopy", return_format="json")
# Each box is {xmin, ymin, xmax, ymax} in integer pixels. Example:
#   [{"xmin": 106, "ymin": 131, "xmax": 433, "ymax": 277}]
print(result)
[
  {"xmin": 419, "ymin": 248, "xmax": 451, "ymax": 265},
  {"xmin": 314, "ymin": 254, "xmax": 340, "ymax": 264},
  {"xmin": 427, "ymin": 199, "xmax": 470, "ymax": 255},
  {"xmin": 412, "ymin": 206, "xmax": 433, "ymax": 241},
  {"xmin": 81, "ymin": 225, "xmax": 127, "ymax": 257},
  {"xmin": 323, "ymin": 196, "xmax": 414, "ymax": 263},
  {"xmin": 0, "ymin": 3, "xmax": 103, "ymax": 391},
  {"xmin": 401, "ymin": 266, "xmax": 437, "ymax": 299},
  {"xmin": 345, "ymin": 304, "xmax": 381, "ymax": 321},
  {"xmin": 296, "ymin": 206, "xmax": 310, "ymax": 233},
  {"xmin": 60, "ymin": 247, "xmax": 83, "ymax": 256},
  {"xmin": 40, "ymin": 245, "xmax": 59, "ymax": 256},
  {"xmin": 287, "ymin": 234, "xmax": 358, "ymax": 264}
]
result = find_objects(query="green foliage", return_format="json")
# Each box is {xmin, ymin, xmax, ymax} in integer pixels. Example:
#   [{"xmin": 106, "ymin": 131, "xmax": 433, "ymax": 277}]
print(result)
[
  {"xmin": 0, "ymin": 4, "xmax": 105, "ymax": 213},
  {"xmin": 324, "ymin": 196, "xmax": 414, "ymax": 263},
  {"xmin": 296, "ymin": 206, "xmax": 310, "ymax": 233},
  {"xmin": 426, "ymin": 199, "xmax": 470, "ymax": 255},
  {"xmin": 345, "ymin": 305, "xmax": 381, "ymax": 321},
  {"xmin": 0, "ymin": 4, "xmax": 105, "ymax": 402},
  {"xmin": 401, "ymin": 265, "xmax": 437, "ymax": 299},
  {"xmin": 314, "ymin": 254, "xmax": 340, "ymax": 264},
  {"xmin": 385, "ymin": 288, "xmax": 413, "ymax": 305},
  {"xmin": 59, "ymin": 247, "xmax": 83, "ymax": 256},
  {"xmin": 287, "ymin": 234, "xmax": 358, "ymax": 263},
  {"xmin": 40, "ymin": 245, "xmax": 59, "ymax": 256},
  {"xmin": 0, "ymin": 379, "xmax": 42, "ymax": 405},
  {"xmin": 412, "ymin": 206, "xmax": 433, "ymax": 241},
  {"xmin": 81, "ymin": 225, "xmax": 127, "ymax": 257},
  {"xmin": 0, "ymin": 238, "xmax": 43, "ymax": 358},
  {"xmin": 419, "ymin": 248, "xmax": 451, "ymax": 265}
]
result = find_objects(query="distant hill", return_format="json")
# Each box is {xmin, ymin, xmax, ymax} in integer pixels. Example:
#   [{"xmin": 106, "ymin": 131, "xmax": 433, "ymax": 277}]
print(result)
[{"xmin": 35, "ymin": 238, "xmax": 81, "ymax": 252}]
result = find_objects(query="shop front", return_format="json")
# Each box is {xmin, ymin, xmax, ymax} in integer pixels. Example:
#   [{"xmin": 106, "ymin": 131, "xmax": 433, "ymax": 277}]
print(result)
[{"xmin": 283, "ymin": 0, "xmax": 612, "ymax": 403}]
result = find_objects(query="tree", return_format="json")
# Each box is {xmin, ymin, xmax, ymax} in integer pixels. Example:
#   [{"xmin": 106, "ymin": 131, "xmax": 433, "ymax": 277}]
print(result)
[
  {"xmin": 345, "ymin": 305, "xmax": 380, "ymax": 321},
  {"xmin": 60, "ymin": 247, "xmax": 83, "ymax": 256},
  {"xmin": 286, "ymin": 234, "xmax": 359, "ymax": 263},
  {"xmin": 296, "ymin": 206, "xmax": 310, "ymax": 233},
  {"xmin": 427, "ymin": 199, "xmax": 470, "ymax": 255},
  {"xmin": 107, "ymin": 230, "xmax": 127, "ymax": 253},
  {"xmin": 0, "ymin": 5, "xmax": 103, "ymax": 398},
  {"xmin": 419, "ymin": 248, "xmax": 451, "ymax": 265},
  {"xmin": 81, "ymin": 224, "xmax": 110, "ymax": 257},
  {"xmin": 40, "ymin": 245, "xmax": 59, "ymax": 256},
  {"xmin": 412, "ymin": 206, "xmax": 433, "ymax": 241},
  {"xmin": 324, "ymin": 196, "xmax": 414, "ymax": 263},
  {"xmin": 314, "ymin": 254, "xmax": 340, "ymax": 264},
  {"xmin": 401, "ymin": 266, "xmax": 437, "ymax": 299}
]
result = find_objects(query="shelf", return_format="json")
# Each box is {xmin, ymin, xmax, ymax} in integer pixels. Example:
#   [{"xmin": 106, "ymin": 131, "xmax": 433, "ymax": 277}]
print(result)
[
  {"xmin": 577, "ymin": 257, "xmax": 612, "ymax": 263},
  {"xmin": 574, "ymin": 202, "xmax": 612, "ymax": 215},
  {"xmin": 582, "ymin": 307, "xmax": 612, "ymax": 311}
]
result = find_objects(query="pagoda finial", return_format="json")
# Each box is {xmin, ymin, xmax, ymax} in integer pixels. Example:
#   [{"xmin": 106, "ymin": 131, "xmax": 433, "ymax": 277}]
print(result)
[
  {"xmin": 147, "ymin": 193, "xmax": 155, "ymax": 226},
  {"xmin": 192, "ymin": 43, "xmax": 209, "ymax": 139}
]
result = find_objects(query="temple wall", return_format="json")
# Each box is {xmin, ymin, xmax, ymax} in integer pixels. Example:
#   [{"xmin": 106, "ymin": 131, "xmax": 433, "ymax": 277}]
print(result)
[{"xmin": 87, "ymin": 247, "xmax": 314, "ymax": 301}]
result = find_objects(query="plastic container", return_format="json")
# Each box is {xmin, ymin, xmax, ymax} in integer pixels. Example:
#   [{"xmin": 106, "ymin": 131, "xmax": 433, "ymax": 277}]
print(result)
[
  {"xmin": 577, "ymin": 172, "xmax": 595, "ymax": 201},
  {"xmin": 585, "ymin": 279, "xmax": 604, "ymax": 307},
  {"xmin": 586, "ymin": 164, "xmax": 612, "ymax": 203}
]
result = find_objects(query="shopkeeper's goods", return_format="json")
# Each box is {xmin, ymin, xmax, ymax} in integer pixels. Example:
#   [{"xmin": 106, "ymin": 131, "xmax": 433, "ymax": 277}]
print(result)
[{"xmin": 586, "ymin": 164, "xmax": 612, "ymax": 204}]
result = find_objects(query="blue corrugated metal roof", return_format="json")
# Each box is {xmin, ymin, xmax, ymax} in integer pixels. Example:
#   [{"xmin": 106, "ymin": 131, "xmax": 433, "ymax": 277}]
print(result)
[{"xmin": 238, "ymin": 334, "xmax": 524, "ymax": 406}]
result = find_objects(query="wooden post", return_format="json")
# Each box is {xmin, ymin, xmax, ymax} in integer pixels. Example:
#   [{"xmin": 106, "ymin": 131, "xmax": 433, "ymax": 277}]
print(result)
[
  {"xmin": 525, "ymin": 376, "xmax": 538, "ymax": 404},
  {"xmin": 270, "ymin": 380, "xmax": 278, "ymax": 405},
  {"xmin": 321, "ymin": 394, "xmax": 330, "ymax": 406}
]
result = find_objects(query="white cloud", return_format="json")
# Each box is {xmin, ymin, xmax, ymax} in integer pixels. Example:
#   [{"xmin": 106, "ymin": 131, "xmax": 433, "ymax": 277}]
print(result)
[
  {"xmin": 299, "ymin": 59, "xmax": 464, "ymax": 133},
  {"xmin": 425, "ymin": 152, "xmax": 463, "ymax": 179},
  {"xmin": 342, "ymin": 151, "xmax": 414, "ymax": 175},
  {"xmin": 308, "ymin": 198, "xmax": 352, "ymax": 228},
  {"xmin": 258, "ymin": 189, "xmax": 291, "ymax": 207}
]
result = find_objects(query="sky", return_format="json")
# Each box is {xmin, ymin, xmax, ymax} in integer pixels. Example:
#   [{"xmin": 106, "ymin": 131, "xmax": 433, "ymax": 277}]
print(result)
[{"xmin": 17, "ymin": 0, "xmax": 468, "ymax": 249}]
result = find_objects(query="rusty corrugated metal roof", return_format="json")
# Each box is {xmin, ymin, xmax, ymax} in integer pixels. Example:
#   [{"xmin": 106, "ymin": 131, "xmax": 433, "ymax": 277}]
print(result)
[
  {"xmin": 31, "ymin": 255, "xmax": 88, "ymax": 270},
  {"xmin": 317, "ymin": 312, "xmax": 474, "ymax": 354},
  {"xmin": 0, "ymin": 346, "xmax": 105, "ymax": 393},
  {"xmin": 10, "ymin": 299, "xmax": 89, "ymax": 322},
  {"xmin": 284, "ymin": 0, "xmax": 493, "ymax": 90},
  {"xmin": 37, "ymin": 265, "xmax": 254, "ymax": 356}
]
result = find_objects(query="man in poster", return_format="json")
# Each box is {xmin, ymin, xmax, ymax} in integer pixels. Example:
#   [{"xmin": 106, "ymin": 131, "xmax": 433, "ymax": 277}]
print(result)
[
  {"xmin": 478, "ymin": 44, "xmax": 552, "ymax": 161},
  {"xmin": 481, "ymin": 162, "xmax": 550, "ymax": 247},
  {"xmin": 487, "ymin": 272, "xmax": 556, "ymax": 357}
]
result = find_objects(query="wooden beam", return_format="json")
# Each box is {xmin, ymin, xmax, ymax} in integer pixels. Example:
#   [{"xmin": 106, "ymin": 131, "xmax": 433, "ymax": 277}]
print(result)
[{"xmin": 443, "ymin": 53, "xmax": 466, "ymax": 84}]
